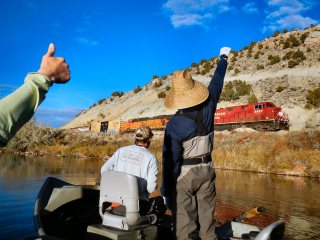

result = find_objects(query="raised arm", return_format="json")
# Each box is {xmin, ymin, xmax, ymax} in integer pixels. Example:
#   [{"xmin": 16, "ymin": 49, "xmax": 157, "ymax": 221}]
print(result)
[
  {"xmin": 0, "ymin": 44, "xmax": 70, "ymax": 146},
  {"xmin": 208, "ymin": 47, "xmax": 231, "ymax": 104}
]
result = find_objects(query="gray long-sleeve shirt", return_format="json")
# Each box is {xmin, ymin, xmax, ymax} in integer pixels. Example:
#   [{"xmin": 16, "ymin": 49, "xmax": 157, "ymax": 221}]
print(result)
[{"xmin": 101, "ymin": 144, "xmax": 158, "ymax": 201}]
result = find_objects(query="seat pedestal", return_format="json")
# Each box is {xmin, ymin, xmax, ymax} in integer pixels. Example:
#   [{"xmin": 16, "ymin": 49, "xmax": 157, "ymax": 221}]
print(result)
[{"xmin": 87, "ymin": 224, "xmax": 157, "ymax": 240}]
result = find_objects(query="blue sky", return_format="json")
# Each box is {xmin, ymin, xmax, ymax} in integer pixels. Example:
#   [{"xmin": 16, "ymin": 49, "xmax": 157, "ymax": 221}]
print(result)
[{"xmin": 0, "ymin": 0, "xmax": 319, "ymax": 127}]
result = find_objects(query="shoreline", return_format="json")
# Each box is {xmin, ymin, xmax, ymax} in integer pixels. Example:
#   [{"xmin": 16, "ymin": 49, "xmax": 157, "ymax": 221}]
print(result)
[{"xmin": 2, "ymin": 123, "xmax": 320, "ymax": 179}]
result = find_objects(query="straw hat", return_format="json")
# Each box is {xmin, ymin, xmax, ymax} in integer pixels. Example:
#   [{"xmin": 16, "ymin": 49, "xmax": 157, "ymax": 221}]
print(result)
[{"xmin": 164, "ymin": 69, "xmax": 209, "ymax": 109}]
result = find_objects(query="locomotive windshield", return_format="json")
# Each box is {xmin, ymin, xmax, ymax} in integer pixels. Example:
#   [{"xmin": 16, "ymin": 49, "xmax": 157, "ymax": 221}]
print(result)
[
  {"xmin": 255, "ymin": 103, "xmax": 275, "ymax": 109},
  {"xmin": 266, "ymin": 103, "xmax": 275, "ymax": 108}
]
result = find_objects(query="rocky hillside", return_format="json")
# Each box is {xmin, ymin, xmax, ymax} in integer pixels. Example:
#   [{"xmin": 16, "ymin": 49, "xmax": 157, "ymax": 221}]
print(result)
[{"xmin": 63, "ymin": 25, "xmax": 320, "ymax": 131}]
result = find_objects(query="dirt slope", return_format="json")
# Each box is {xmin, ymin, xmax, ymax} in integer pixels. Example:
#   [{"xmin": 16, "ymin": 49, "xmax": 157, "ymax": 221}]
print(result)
[{"xmin": 63, "ymin": 25, "xmax": 320, "ymax": 131}]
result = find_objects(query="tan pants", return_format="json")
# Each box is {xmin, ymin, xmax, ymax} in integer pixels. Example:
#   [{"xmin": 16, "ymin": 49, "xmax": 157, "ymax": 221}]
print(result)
[{"xmin": 174, "ymin": 164, "xmax": 217, "ymax": 240}]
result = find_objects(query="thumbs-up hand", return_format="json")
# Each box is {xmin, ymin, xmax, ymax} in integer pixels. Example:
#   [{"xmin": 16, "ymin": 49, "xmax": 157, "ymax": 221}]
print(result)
[{"xmin": 38, "ymin": 43, "xmax": 70, "ymax": 84}]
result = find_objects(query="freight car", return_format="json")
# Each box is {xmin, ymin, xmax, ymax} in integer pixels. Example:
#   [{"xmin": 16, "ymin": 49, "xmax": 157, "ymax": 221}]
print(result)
[
  {"xmin": 119, "ymin": 115, "xmax": 172, "ymax": 133},
  {"xmin": 214, "ymin": 101, "xmax": 289, "ymax": 131}
]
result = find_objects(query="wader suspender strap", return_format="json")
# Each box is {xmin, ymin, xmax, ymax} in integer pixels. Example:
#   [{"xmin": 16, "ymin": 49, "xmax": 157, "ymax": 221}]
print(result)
[
  {"xmin": 175, "ymin": 108, "xmax": 208, "ymax": 135},
  {"xmin": 175, "ymin": 109, "xmax": 212, "ymax": 165}
]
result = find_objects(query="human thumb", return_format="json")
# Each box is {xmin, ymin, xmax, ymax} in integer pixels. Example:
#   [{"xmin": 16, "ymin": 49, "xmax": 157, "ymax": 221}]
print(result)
[{"xmin": 45, "ymin": 43, "xmax": 55, "ymax": 57}]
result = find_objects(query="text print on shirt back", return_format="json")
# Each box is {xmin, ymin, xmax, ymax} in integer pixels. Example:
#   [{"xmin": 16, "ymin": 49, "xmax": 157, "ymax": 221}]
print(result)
[{"xmin": 121, "ymin": 149, "xmax": 144, "ymax": 166}]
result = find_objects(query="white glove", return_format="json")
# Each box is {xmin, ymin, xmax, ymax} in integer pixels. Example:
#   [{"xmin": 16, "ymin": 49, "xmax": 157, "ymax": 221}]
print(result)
[{"xmin": 220, "ymin": 47, "xmax": 231, "ymax": 57}]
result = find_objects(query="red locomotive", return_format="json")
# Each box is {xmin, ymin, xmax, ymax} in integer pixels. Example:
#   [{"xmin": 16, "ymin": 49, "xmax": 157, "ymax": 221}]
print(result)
[{"xmin": 214, "ymin": 101, "xmax": 289, "ymax": 131}]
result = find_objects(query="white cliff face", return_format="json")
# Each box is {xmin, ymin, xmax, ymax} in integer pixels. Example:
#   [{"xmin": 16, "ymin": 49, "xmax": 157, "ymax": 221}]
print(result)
[{"xmin": 63, "ymin": 26, "xmax": 320, "ymax": 131}]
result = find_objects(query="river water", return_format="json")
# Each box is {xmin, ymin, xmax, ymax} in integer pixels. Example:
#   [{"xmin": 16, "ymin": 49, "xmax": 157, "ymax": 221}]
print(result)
[{"xmin": 0, "ymin": 154, "xmax": 319, "ymax": 240}]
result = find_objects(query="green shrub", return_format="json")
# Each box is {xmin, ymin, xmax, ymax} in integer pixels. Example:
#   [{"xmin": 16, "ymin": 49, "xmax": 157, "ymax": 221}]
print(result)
[
  {"xmin": 276, "ymin": 86, "xmax": 285, "ymax": 92},
  {"xmin": 234, "ymin": 80, "xmax": 251, "ymax": 96},
  {"xmin": 89, "ymin": 103, "xmax": 97, "ymax": 109},
  {"xmin": 283, "ymin": 40, "xmax": 290, "ymax": 49},
  {"xmin": 305, "ymin": 103, "xmax": 313, "ymax": 109},
  {"xmin": 288, "ymin": 60, "xmax": 299, "ymax": 68},
  {"xmin": 152, "ymin": 75, "xmax": 159, "ymax": 79},
  {"xmin": 230, "ymin": 56, "xmax": 237, "ymax": 62},
  {"xmin": 228, "ymin": 65, "xmax": 234, "ymax": 71},
  {"xmin": 153, "ymin": 81, "xmax": 163, "ymax": 88},
  {"xmin": 191, "ymin": 62, "xmax": 198, "ymax": 68},
  {"xmin": 203, "ymin": 61, "xmax": 211, "ymax": 69},
  {"xmin": 242, "ymin": 46, "xmax": 249, "ymax": 51},
  {"xmin": 200, "ymin": 59, "xmax": 207, "ymax": 65},
  {"xmin": 258, "ymin": 44, "xmax": 263, "ymax": 50},
  {"xmin": 97, "ymin": 98, "xmax": 106, "ymax": 105},
  {"xmin": 234, "ymin": 68, "xmax": 240, "ymax": 75},
  {"xmin": 231, "ymin": 51, "xmax": 238, "ymax": 57},
  {"xmin": 157, "ymin": 92, "xmax": 166, "ymax": 98},
  {"xmin": 201, "ymin": 69, "xmax": 209, "ymax": 75},
  {"xmin": 307, "ymin": 48, "xmax": 311, "ymax": 52},
  {"xmin": 220, "ymin": 82, "xmax": 236, "ymax": 101},
  {"xmin": 273, "ymin": 31, "xmax": 280, "ymax": 37},
  {"xmin": 283, "ymin": 34, "xmax": 301, "ymax": 49},
  {"xmin": 248, "ymin": 93, "xmax": 258, "ymax": 104},
  {"xmin": 247, "ymin": 52, "xmax": 252, "ymax": 58},
  {"xmin": 220, "ymin": 80, "xmax": 252, "ymax": 101},
  {"xmin": 250, "ymin": 41, "xmax": 257, "ymax": 47},
  {"xmin": 292, "ymin": 50, "xmax": 306, "ymax": 61},
  {"xmin": 283, "ymin": 29, "xmax": 288, "ymax": 33},
  {"xmin": 256, "ymin": 64, "xmax": 264, "ymax": 70},
  {"xmin": 161, "ymin": 75, "xmax": 168, "ymax": 80},
  {"xmin": 268, "ymin": 55, "xmax": 281, "ymax": 65},
  {"xmin": 300, "ymin": 32, "xmax": 309, "ymax": 43},
  {"xmin": 282, "ymin": 51, "xmax": 294, "ymax": 60},
  {"xmin": 165, "ymin": 85, "xmax": 171, "ymax": 91},
  {"xmin": 111, "ymin": 91, "xmax": 124, "ymax": 97},
  {"xmin": 254, "ymin": 51, "xmax": 260, "ymax": 59},
  {"xmin": 305, "ymin": 88, "xmax": 320, "ymax": 108},
  {"xmin": 134, "ymin": 85, "xmax": 142, "ymax": 93},
  {"xmin": 289, "ymin": 34, "xmax": 300, "ymax": 47}
]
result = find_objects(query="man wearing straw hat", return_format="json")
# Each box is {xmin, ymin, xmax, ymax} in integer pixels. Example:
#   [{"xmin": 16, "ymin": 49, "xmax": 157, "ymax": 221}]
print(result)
[{"xmin": 161, "ymin": 47, "xmax": 231, "ymax": 240}]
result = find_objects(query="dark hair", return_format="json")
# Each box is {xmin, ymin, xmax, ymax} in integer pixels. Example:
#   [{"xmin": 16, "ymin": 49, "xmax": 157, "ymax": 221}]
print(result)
[{"xmin": 135, "ymin": 138, "xmax": 150, "ymax": 144}]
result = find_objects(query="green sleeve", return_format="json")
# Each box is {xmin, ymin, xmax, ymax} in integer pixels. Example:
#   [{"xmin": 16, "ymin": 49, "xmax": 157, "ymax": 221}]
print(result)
[{"xmin": 0, "ymin": 73, "xmax": 52, "ymax": 146}]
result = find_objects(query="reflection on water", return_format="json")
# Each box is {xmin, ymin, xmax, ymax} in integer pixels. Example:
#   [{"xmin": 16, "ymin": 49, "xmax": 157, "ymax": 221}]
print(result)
[
  {"xmin": 0, "ymin": 154, "xmax": 319, "ymax": 240},
  {"xmin": 215, "ymin": 170, "xmax": 320, "ymax": 240},
  {"xmin": 0, "ymin": 154, "xmax": 103, "ymax": 240},
  {"xmin": 0, "ymin": 154, "xmax": 103, "ymax": 185}
]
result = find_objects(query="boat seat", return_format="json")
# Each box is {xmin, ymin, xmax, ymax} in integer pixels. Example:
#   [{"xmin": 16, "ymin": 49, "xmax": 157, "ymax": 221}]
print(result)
[{"xmin": 99, "ymin": 171, "xmax": 157, "ymax": 230}]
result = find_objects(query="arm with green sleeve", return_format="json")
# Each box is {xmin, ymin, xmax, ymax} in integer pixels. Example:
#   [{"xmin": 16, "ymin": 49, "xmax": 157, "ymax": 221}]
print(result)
[
  {"xmin": 0, "ymin": 43, "xmax": 70, "ymax": 147},
  {"xmin": 0, "ymin": 74, "xmax": 52, "ymax": 146}
]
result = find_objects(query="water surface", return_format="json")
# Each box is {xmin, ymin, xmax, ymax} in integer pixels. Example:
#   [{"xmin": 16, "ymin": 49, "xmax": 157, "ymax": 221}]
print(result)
[{"xmin": 0, "ymin": 154, "xmax": 319, "ymax": 240}]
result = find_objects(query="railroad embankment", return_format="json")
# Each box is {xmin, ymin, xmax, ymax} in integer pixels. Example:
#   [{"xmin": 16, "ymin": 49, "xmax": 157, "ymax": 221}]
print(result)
[
  {"xmin": 63, "ymin": 25, "xmax": 320, "ymax": 131},
  {"xmin": 2, "ymin": 121, "xmax": 320, "ymax": 179}
]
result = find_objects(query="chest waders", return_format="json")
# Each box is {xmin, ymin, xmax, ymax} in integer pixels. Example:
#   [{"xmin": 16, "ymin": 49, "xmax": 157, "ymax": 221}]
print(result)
[{"xmin": 175, "ymin": 109, "xmax": 213, "ymax": 165}]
